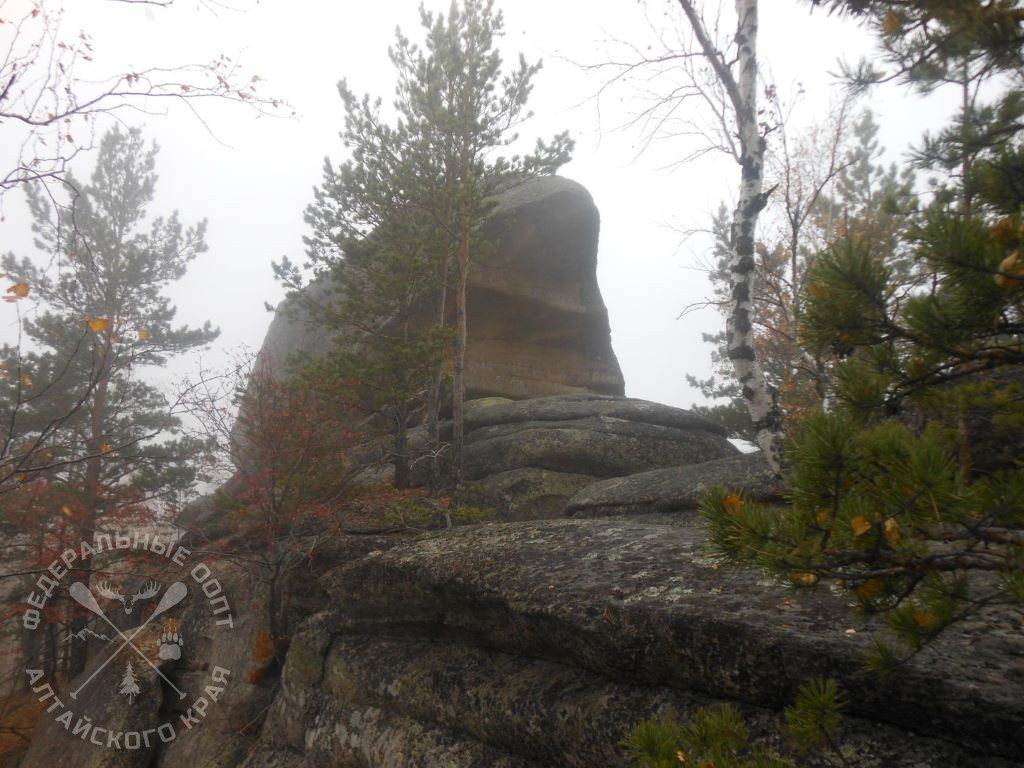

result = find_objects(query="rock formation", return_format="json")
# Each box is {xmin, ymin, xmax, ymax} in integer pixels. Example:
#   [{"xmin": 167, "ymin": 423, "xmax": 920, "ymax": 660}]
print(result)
[
  {"xmin": 17, "ymin": 176, "xmax": 1023, "ymax": 768},
  {"xmin": 239, "ymin": 516, "xmax": 1023, "ymax": 767},
  {"xmin": 455, "ymin": 393, "xmax": 737, "ymax": 518},
  {"xmin": 566, "ymin": 450, "xmax": 784, "ymax": 517},
  {"xmin": 254, "ymin": 176, "xmax": 625, "ymax": 400}
]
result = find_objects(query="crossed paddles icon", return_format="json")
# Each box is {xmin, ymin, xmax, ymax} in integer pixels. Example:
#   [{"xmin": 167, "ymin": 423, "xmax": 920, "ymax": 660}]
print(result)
[{"xmin": 68, "ymin": 581, "xmax": 189, "ymax": 701}]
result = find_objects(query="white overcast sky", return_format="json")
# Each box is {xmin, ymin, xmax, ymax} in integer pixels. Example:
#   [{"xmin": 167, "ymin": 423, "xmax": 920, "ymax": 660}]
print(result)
[{"xmin": 1, "ymin": 0, "xmax": 963, "ymax": 409}]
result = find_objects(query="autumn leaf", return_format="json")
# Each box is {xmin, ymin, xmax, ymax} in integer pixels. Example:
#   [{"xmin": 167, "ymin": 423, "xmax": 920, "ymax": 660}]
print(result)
[
  {"xmin": 251, "ymin": 629, "xmax": 274, "ymax": 663},
  {"xmin": 882, "ymin": 10, "xmax": 902, "ymax": 35},
  {"xmin": 721, "ymin": 493, "xmax": 743, "ymax": 514},
  {"xmin": 883, "ymin": 518, "xmax": 901, "ymax": 546},
  {"xmin": 851, "ymin": 515, "xmax": 872, "ymax": 537},
  {"xmin": 996, "ymin": 250, "xmax": 1024, "ymax": 288},
  {"xmin": 86, "ymin": 316, "xmax": 110, "ymax": 333},
  {"xmin": 99, "ymin": 443, "xmax": 112, "ymax": 454},
  {"xmin": 20, "ymin": 373, "xmax": 32, "ymax": 387},
  {"xmin": 6, "ymin": 282, "xmax": 29, "ymax": 298},
  {"xmin": 815, "ymin": 509, "xmax": 829, "ymax": 527},
  {"xmin": 913, "ymin": 611, "xmax": 935, "ymax": 627},
  {"xmin": 990, "ymin": 216, "xmax": 1016, "ymax": 243},
  {"xmin": 137, "ymin": 328, "xmax": 150, "ymax": 340},
  {"xmin": 855, "ymin": 579, "xmax": 882, "ymax": 601},
  {"xmin": 789, "ymin": 571, "xmax": 819, "ymax": 587}
]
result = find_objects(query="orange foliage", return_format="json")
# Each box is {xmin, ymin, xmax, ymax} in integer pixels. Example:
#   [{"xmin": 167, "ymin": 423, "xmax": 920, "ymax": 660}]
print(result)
[{"xmin": 0, "ymin": 689, "xmax": 47, "ymax": 764}]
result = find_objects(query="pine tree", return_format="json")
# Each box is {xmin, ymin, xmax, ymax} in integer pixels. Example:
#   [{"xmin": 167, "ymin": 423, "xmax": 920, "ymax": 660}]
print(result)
[
  {"xmin": 288, "ymin": 0, "xmax": 572, "ymax": 488},
  {"xmin": 398, "ymin": 0, "xmax": 573, "ymax": 485},
  {"xmin": 699, "ymin": 1, "xmax": 1024, "ymax": 668},
  {"xmin": 622, "ymin": 677, "xmax": 845, "ymax": 767},
  {"xmin": 1, "ymin": 126, "xmax": 216, "ymax": 675}
]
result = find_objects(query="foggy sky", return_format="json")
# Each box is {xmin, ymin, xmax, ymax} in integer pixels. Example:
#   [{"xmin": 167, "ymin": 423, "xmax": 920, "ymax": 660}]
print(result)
[{"xmin": 0, "ymin": 0, "xmax": 962, "ymax": 408}]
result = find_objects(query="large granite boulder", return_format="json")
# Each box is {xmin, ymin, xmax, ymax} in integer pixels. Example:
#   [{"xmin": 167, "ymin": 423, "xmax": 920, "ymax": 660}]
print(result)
[
  {"xmin": 348, "ymin": 393, "xmax": 739, "ymax": 519},
  {"xmin": 240, "ymin": 516, "xmax": 1022, "ymax": 767},
  {"xmin": 566, "ymin": 450, "xmax": 785, "ymax": 517},
  {"xmin": 254, "ymin": 176, "xmax": 624, "ymax": 400},
  {"xmin": 455, "ymin": 393, "xmax": 737, "ymax": 516}
]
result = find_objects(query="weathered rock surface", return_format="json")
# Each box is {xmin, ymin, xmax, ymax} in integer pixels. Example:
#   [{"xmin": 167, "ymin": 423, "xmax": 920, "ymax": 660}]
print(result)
[
  {"xmin": 566, "ymin": 450, "xmax": 784, "ymax": 517},
  {"xmin": 21, "ymin": 623, "xmax": 168, "ymax": 768},
  {"xmin": 348, "ymin": 394, "xmax": 738, "ymax": 518},
  {"xmin": 243, "ymin": 515, "xmax": 1022, "ymax": 766},
  {"xmin": 255, "ymin": 176, "xmax": 624, "ymax": 401},
  {"xmin": 463, "ymin": 419, "xmax": 734, "ymax": 480},
  {"xmin": 23, "ymin": 510, "xmax": 1022, "ymax": 767},
  {"xmin": 463, "ymin": 392, "xmax": 727, "ymax": 433},
  {"xmin": 455, "ymin": 467, "xmax": 595, "ymax": 520},
  {"xmin": 457, "ymin": 394, "xmax": 735, "ymax": 515}
]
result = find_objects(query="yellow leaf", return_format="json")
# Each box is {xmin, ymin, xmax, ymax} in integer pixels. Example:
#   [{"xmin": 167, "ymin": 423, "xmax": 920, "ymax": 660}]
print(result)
[
  {"xmin": 137, "ymin": 328, "xmax": 150, "ymax": 340},
  {"xmin": 815, "ymin": 509, "xmax": 829, "ymax": 527},
  {"xmin": 86, "ymin": 316, "xmax": 110, "ymax": 333},
  {"xmin": 883, "ymin": 518, "xmax": 901, "ymax": 546},
  {"xmin": 6, "ymin": 282, "xmax": 29, "ymax": 298},
  {"xmin": 20, "ymin": 373, "xmax": 32, "ymax": 387},
  {"xmin": 789, "ymin": 571, "xmax": 819, "ymax": 587},
  {"xmin": 851, "ymin": 515, "xmax": 872, "ymax": 537},
  {"xmin": 61, "ymin": 505, "xmax": 74, "ymax": 517},
  {"xmin": 995, "ymin": 250, "xmax": 1024, "ymax": 289}
]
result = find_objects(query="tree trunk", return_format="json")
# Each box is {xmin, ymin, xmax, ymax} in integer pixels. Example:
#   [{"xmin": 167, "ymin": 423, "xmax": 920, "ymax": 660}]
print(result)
[
  {"xmin": 68, "ymin": 362, "xmax": 108, "ymax": 677},
  {"xmin": 676, "ymin": 0, "xmax": 783, "ymax": 473},
  {"xmin": 426, "ymin": 253, "xmax": 450, "ymax": 493},
  {"xmin": 726, "ymin": 0, "xmax": 783, "ymax": 473},
  {"xmin": 393, "ymin": 402, "xmax": 411, "ymax": 489},
  {"xmin": 451, "ymin": 211, "xmax": 471, "ymax": 487}
]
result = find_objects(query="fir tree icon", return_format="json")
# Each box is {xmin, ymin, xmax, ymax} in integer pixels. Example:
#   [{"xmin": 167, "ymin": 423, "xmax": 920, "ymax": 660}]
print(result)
[{"xmin": 119, "ymin": 661, "xmax": 140, "ymax": 703}]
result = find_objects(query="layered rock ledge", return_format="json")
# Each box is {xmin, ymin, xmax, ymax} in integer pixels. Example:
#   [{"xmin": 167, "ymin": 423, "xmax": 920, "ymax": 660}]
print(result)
[
  {"xmin": 566, "ymin": 450, "xmax": 785, "ymax": 517},
  {"xmin": 244, "ymin": 515, "xmax": 1024, "ymax": 767}
]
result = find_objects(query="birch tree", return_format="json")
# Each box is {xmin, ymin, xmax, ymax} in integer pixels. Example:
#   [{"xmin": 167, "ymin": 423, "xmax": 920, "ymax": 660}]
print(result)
[{"xmin": 673, "ymin": 0, "xmax": 784, "ymax": 472}]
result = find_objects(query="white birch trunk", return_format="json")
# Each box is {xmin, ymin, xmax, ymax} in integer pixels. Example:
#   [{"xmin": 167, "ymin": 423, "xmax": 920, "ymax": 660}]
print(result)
[
  {"xmin": 677, "ymin": 0, "xmax": 783, "ymax": 473},
  {"xmin": 729, "ymin": 0, "xmax": 782, "ymax": 475},
  {"xmin": 728, "ymin": 0, "xmax": 783, "ymax": 473}
]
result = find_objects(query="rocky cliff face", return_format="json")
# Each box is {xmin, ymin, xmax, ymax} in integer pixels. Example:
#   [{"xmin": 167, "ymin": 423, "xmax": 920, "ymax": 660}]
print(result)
[
  {"xmin": 255, "ymin": 176, "xmax": 625, "ymax": 400},
  {"xmin": 20, "ymin": 505, "xmax": 1024, "ymax": 768},
  {"xmin": 242, "ymin": 515, "xmax": 1023, "ymax": 768},
  {"xmin": 17, "ymin": 177, "xmax": 1022, "ymax": 768}
]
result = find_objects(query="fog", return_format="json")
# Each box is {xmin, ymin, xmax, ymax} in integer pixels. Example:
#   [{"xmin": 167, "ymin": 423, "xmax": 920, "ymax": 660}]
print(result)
[{"xmin": 0, "ymin": 0, "xmax": 961, "ymax": 408}]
